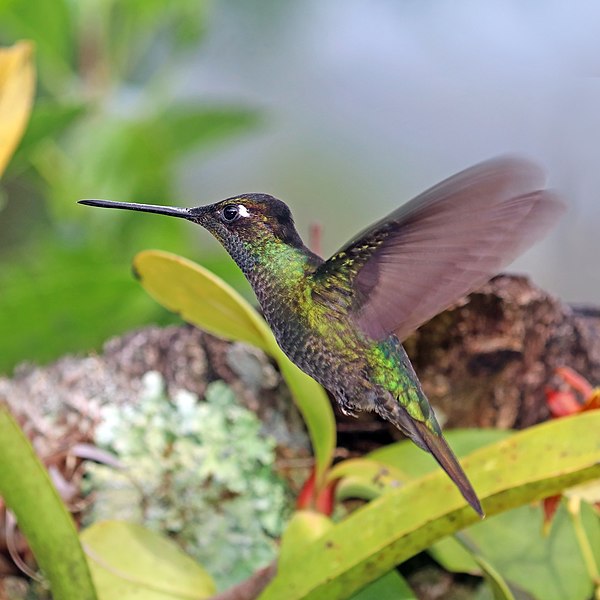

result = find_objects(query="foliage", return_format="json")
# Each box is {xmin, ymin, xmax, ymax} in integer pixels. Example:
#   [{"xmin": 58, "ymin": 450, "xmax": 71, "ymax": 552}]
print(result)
[
  {"xmin": 1, "ymin": 22, "xmax": 598, "ymax": 599},
  {"xmin": 261, "ymin": 411, "xmax": 600, "ymax": 599},
  {"xmin": 3, "ymin": 243, "xmax": 600, "ymax": 599},
  {"xmin": 0, "ymin": 38, "xmax": 96, "ymax": 600},
  {"xmin": 82, "ymin": 521, "xmax": 216, "ymax": 600},
  {"xmin": 431, "ymin": 501, "xmax": 600, "ymax": 600},
  {"xmin": 368, "ymin": 430, "xmax": 600, "ymax": 600},
  {"xmin": 128, "ymin": 251, "xmax": 600, "ymax": 599},
  {"xmin": 0, "ymin": 405, "xmax": 96, "ymax": 600},
  {"xmin": 0, "ymin": 0, "xmax": 259, "ymax": 373},
  {"xmin": 85, "ymin": 373, "xmax": 290, "ymax": 589}
]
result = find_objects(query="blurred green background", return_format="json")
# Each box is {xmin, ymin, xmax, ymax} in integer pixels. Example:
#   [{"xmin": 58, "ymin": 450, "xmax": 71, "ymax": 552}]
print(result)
[{"xmin": 1, "ymin": 0, "xmax": 598, "ymax": 373}]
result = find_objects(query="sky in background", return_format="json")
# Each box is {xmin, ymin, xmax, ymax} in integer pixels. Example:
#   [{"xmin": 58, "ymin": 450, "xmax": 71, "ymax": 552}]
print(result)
[{"xmin": 176, "ymin": 0, "xmax": 600, "ymax": 303}]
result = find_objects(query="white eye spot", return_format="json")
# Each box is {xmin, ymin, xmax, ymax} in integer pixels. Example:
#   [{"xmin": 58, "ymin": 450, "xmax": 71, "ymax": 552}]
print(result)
[{"xmin": 238, "ymin": 204, "xmax": 250, "ymax": 217}]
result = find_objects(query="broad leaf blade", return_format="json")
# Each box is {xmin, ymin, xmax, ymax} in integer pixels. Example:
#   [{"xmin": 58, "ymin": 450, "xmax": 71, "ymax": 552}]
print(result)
[
  {"xmin": 431, "ymin": 501, "xmax": 600, "ymax": 600},
  {"xmin": 81, "ymin": 520, "xmax": 216, "ymax": 599},
  {"xmin": 158, "ymin": 104, "xmax": 260, "ymax": 157},
  {"xmin": 0, "ymin": 250, "xmax": 163, "ymax": 372},
  {"xmin": 0, "ymin": 405, "xmax": 97, "ymax": 599},
  {"xmin": 134, "ymin": 250, "xmax": 272, "ymax": 351},
  {"xmin": 260, "ymin": 411, "xmax": 600, "ymax": 600}
]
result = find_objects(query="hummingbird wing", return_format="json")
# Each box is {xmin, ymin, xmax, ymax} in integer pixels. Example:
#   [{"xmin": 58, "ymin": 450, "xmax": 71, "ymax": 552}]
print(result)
[{"xmin": 313, "ymin": 157, "xmax": 565, "ymax": 341}]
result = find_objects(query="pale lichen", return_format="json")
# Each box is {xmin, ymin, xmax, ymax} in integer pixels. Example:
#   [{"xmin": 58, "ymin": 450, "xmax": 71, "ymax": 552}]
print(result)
[{"xmin": 84, "ymin": 372, "xmax": 290, "ymax": 589}]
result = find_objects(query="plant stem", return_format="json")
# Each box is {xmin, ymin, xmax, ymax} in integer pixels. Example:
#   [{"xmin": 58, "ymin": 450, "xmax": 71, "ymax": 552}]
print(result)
[{"xmin": 566, "ymin": 496, "xmax": 600, "ymax": 596}]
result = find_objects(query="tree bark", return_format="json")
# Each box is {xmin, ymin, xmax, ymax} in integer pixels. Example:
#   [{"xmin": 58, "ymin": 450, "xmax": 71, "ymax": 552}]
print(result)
[{"xmin": 406, "ymin": 274, "xmax": 600, "ymax": 429}]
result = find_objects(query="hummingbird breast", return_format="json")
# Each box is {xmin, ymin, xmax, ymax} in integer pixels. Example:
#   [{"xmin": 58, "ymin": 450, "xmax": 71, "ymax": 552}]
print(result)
[{"xmin": 249, "ymin": 267, "xmax": 373, "ymax": 415}]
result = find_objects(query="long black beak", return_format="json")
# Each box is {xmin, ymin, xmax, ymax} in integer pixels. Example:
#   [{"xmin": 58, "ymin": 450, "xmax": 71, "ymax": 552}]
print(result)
[{"xmin": 78, "ymin": 199, "xmax": 194, "ymax": 220}]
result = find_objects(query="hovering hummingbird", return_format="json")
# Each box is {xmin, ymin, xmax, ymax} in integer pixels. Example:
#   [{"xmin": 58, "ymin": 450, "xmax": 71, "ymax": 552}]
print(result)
[{"xmin": 80, "ymin": 157, "xmax": 565, "ymax": 516}]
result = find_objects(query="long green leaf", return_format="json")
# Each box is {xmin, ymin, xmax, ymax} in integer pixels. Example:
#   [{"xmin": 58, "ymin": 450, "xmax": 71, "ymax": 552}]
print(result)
[
  {"xmin": 133, "ymin": 250, "xmax": 336, "ymax": 479},
  {"xmin": 273, "ymin": 356, "xmax": 336, "ymax": 480},
  {"xmin": 369, "ymin": 428, "xmax": 512, "ymax": 480},
  {"xmin": 0, "ymin": 405, "xmax": 97, "ymax": 599},
  {"xmin": 260, "ymin": 411, "xmax": 600, "ymax": 600}
]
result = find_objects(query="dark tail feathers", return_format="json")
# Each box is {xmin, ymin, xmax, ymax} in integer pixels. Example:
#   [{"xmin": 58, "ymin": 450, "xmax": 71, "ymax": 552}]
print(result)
[
  {"xmin": 378, "ymin": 398, "xmax": 484, "ymax": 517},
  {"xmin": 411, "ymin": 418, "xmax": 484, "ymax": 517}
]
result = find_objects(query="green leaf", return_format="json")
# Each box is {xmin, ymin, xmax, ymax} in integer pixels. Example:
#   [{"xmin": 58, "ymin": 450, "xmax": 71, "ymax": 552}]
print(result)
[
  {"xmin": 46, "ymin": 105, "xmax": 258, "ymax": 207},
  {"xmin": 274, "ymin": 356, "xmax": 336, "ymax": 481},
  {"xmin": 133, "ymin": 250, "xmax": 336, "ymax": 480},
  {"xmin": 279, "ymin": 511, "xmax": 334, "ymax": 573},
  {"xmin": 349, "ymin": 570, "xmax": 416, "ymax": 600},
  {"xmin": 471, "ymin": 554, "xmax": 516, "ymax": 600},
  {"xmin": 431, "ymin": 501, "xmax": 600, "ymax": 600},
  {"xmin": 452, "ymin": 533, "xmax": 515, "ymax": 600},
  {"xmin": 81, "ymin": 520, "xmax": 215, "ymax": 599},
  {"xmin": 428, "ymin": 535, "xmax": 480, "ymax": 575},
  {"xmin": 16, "ymin": 100, "xmax": 86, "ymax": 157},
  {"xmin": 0, "ymin": 405, "xmax": 97, "ymax": 599},
  {"xmin": 333, "ymin": 431, "xmax": 511, "ymax": 503},
  {"xmin": 259, "ymin": 411, "xmax": 600, "ymax": 600},
  {"xmin": 133, "ymin": 250, "xmax": 273, "ymax": 351},
  {"xmin": 369, "ymin": 428, "xmax": 512, "ymax": 480},
  {"xmin": 328, "ymin": 458, "xmax": 409, "ymax": 501}
]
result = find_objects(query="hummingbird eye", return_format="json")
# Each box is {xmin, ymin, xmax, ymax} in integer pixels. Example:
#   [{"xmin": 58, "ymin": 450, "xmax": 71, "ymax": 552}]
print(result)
[{"xmin": 221, "ymin": 204, "xmax": 241, "ymax": 223}]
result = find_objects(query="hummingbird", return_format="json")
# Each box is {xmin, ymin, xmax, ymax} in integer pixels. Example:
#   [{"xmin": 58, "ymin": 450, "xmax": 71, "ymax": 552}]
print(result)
[{"xmin": 79, "ymin": 157, "xmax": 565, "ymax": 516}]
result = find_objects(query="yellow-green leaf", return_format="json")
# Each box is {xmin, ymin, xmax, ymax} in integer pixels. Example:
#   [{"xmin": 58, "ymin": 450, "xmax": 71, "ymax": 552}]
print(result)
[
  {"xmin": 134, "ymin": 250, "xmax": 271, "ymax": 351},
  {"xmin": 369, "ymin": 428, "xmax": 512, "ymax": 481},
  {"xmin": 259, "ymin": 411, "xmax": 600, "ymax": 600},
  {"xmin": 133, "ymin": 250, "xmax": 336, "ymax": 480},
  {"xmin": 274, "ymin": 356, "xmax": 336, "ymax": 481},
  {"xmin": 279, "ymin": 511, "xmax": 334, "ymax": 573},
  {"xmin": 0, "ymin": 41, "xmax": 35, "ymax": 177},
  {"xmin": 81, "ymin": 520, "xmax": 216, "ymax": 600},
  {"xmin": 328, "ymin": 458, "xmax": 408, "ymax": 501},
  {"xmin": 0, "ymin": 405, "xmax": 96, "ymax": 600}
]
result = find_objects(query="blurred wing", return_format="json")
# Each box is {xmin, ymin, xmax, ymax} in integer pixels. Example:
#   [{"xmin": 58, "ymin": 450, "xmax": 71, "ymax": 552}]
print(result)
[{"xmin": 313, "ymin": 157, "xmax": 565, "ymax": 341}]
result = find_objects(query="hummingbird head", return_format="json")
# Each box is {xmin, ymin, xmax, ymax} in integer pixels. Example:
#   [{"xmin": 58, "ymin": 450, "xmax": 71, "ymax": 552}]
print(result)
[
  {"xmin": 78, "ymin": 193, "xmax": 308, "ymax": 270},
  {"xmin": 189, "ymin": 194, "xmax": 304, "ymax": 251}
]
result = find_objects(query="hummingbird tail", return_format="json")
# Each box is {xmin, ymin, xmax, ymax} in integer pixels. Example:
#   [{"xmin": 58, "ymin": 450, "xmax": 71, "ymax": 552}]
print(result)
[
  {"xmin": 376, "ymin": 397, "xmax": 484, "ymax": 517},
  {"xmin": 411, "ymin": 418, "xmax": 484, "ymax": 517}
]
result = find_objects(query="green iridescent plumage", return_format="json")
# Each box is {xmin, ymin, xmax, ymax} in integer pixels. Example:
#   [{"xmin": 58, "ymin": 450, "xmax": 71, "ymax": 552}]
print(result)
[{"xmin": 79, "ymin": 157, "xmax": 566, "ymax": 517}]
